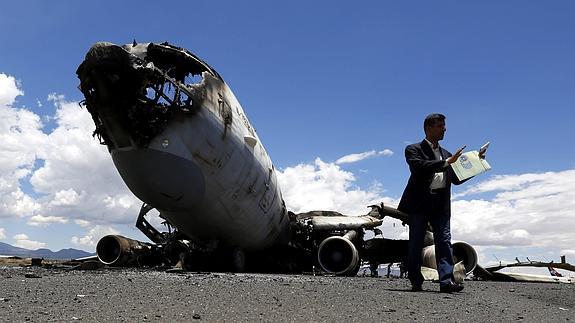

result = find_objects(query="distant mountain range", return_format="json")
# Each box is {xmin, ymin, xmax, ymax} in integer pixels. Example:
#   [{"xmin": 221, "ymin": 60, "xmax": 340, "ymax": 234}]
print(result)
[{"xmin": 0, "ymin": 242, "xmax": 94, "ymax": 260}]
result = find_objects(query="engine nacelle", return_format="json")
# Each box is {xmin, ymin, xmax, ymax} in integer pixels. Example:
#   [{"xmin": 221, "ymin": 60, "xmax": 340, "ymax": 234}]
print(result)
[
  {"xmin": 96, "ymin": 234, "xmax": 156, "ymax": 266},
  {"xmin": 422, "ymin": 241, "xmax": 478, "ymax": 274},
  {"xmin": 317, "ymin": 231, "xmax": 360, "ymax": 276},
  {"xmin": 452, "ymin": 241, "xmax": 478, "ymax": 274}
]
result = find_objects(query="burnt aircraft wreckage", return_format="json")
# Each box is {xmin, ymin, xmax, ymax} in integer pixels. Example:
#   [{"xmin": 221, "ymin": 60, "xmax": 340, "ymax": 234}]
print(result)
[{"xmin": 76, "ymin": 41, "xmax": 480, "ymax": 277}]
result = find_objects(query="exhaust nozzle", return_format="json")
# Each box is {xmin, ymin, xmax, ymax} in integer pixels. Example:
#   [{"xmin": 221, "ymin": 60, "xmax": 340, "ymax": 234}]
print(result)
[
  {"xmin": 317, "ymin": 231, "xmax": 360, "ymax": 276},
  {"xmin": 422, "ymin": 241, "xmax": 478, "ymax": 275},
  {"xmin": 96, "ymin": 235, "xmax": 156, "ymax": 266}
]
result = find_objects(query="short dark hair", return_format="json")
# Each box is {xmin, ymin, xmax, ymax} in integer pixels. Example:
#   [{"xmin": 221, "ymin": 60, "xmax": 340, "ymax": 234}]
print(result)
[{"xmin": 423, "ymin": 113, "xmax": 445, "ymax": 131}]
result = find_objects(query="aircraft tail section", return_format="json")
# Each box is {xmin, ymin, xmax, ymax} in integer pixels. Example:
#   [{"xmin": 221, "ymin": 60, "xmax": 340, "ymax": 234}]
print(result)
[{"xmin": 548, "ymin": 266, "xmax": 563, "ymax": 277}]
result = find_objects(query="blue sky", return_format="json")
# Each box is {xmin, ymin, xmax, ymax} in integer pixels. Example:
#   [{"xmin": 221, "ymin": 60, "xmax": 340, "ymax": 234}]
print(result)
[{"xmin": 1, "ymin": 1, "xmax": 574, "ymax": 271}]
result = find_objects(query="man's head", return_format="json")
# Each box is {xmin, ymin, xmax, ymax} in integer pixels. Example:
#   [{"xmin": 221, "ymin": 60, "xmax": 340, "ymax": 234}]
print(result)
[{"xmin": 424, "ymin": 113, "xmax": 446, "ymax": 143}]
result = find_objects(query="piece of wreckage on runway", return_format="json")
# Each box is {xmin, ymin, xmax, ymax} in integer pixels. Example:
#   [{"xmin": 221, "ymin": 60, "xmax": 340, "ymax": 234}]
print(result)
[
  {"xmin": 75, "ymin": 41, "xmax": 477, "ymax": 278},
  {"xmin": 472, "ymin": 256, "xmax": 575, "ymax": 284}
]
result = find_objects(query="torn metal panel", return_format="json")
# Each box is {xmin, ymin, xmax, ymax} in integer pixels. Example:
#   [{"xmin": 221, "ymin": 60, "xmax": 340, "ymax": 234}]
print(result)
[
  {"xmin": 307, "ymin": 215, "xmax": 383, "ymax": 231},
  {"xmin": 485, "ymin": 260, "xmax": 575, "ymax": 273},
  {"xmin": 473, "ymin": 258, "xmax": 575, "ymax": 284},
  {"xmin": 473, "ymin": 266, "xmax": 575, "ymax": 284},
  {"xmin": 367, "ymin": 202, "xmax": 409, "ymax": 224},
  {"xmin": 492, "ymin": 272, "xmax": 574, "ymax": 283}
]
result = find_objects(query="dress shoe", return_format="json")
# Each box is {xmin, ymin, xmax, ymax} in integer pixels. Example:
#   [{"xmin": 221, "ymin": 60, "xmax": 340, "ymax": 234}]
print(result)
[
  {"xmin": 440, "ymin": 281, "xmax": 464, "ymax": 293},
  {"xmin": 411, "ymin": 284, "xmax": 423, "ymax": 292}
]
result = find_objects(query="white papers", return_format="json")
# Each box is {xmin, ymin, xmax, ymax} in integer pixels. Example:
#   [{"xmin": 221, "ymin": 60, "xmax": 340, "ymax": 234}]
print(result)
[{"xmin": 450, "ymin": 150, "xmax": 491, "ymax": 181}]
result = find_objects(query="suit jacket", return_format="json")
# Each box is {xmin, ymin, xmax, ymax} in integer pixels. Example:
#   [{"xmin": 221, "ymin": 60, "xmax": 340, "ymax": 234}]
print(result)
[{"xmin": 398, "ymin": 140, "xmax": 465, "ymax": 215}]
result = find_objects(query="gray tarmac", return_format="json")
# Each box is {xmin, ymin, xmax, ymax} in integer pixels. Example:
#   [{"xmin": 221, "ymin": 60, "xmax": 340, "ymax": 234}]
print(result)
[{"xmin": 0, "ymin": 266, "xmax": 573, "ymax": 322}]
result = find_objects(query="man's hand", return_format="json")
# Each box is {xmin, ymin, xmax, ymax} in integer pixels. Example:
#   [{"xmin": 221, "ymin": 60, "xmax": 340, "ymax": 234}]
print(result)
[
  {"xmin": 447, "ymin": 145, "xmax": 466, "ymax": 164},
  {"xmin": 479, "ymin": 142, "xmax": 489, "ymax": 159}
]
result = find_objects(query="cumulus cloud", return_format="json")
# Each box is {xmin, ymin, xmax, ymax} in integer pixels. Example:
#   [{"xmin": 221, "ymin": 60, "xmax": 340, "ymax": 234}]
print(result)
[
  {"xmin": 12, "ymin": 233, "xmax": 46, "ymax": 250},
  {"xmin": 0, "ymin": 228, "xmax": 5, "ymax": 239},
  {"xmin": 279, "ymin": 158, "xmax": 382, "ymax": 214},
  {"xmin": 451, "ymin": 169, "xmax": 575, "ymax": 256},
  {"xmin": 335, "ymin": 149, "xmax": 394, "ymax": 165},
  {"xmin": 0, "ymin": 74, "xmax": 46, "ymax": 219},
  {"xmin": 0, "ymin": 73, "xmax": 140, "ymax": 234},
  {"xmin": 49, "ymin": 189, "xmax": 82, "ymax": 207},
  {"xmin": 71, "ymin": 225, "xmax": 120, "ymax": 248},
  {"xmin": 27, "ymin": 214, "xmax": 68, "ymax": 227},
  {"xmin": 0, "ymin": 73, "xmax": 23, "ymax": 106},
  {"xmin": 28, "ymin": 95, "xmax": 140, "ymax": 226},
  {"xmin": 75, "ymin": 219, "xmax": 91, "ymax": 227},
  {"xmin": 1, "ymin": 75, "xmax": 138, "ymax": 249},
  {"xmin": 277, "ymin": 157, "xmax": 400, "ymax": 216},
  {"xmin": 454, "ymin": 171, "xmax": 575, "ymax": 199}
]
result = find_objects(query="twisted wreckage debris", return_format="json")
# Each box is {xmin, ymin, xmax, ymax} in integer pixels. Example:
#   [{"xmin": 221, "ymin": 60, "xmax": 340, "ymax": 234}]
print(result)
[{"xmin": 473, "ymin": 256, "xmax": 575, "ymax": 284}]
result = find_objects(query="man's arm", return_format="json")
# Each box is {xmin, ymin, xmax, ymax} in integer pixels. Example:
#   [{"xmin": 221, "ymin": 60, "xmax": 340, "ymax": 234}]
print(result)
[{"xmin": 405, "ymin": 145, "xmax": 448, "ymax": 176}]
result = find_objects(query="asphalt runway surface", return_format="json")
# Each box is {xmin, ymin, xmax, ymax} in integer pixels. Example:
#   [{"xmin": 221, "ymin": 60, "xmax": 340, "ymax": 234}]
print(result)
[{"xmin": 0, "ymin": 266, "xmax": 573, "ymax": 322}]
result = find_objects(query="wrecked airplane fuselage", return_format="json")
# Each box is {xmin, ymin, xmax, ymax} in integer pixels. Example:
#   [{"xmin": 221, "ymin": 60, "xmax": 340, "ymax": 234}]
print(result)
[{"xmin": 77, "ymin": 42, "xmax": 290, "ymax": 252}]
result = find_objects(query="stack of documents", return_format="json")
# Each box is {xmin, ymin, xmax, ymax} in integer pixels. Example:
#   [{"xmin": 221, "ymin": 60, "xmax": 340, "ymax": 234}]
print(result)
[{"xmin": 450, "ymin": 150, "xmax": 491, "ymax": 181}]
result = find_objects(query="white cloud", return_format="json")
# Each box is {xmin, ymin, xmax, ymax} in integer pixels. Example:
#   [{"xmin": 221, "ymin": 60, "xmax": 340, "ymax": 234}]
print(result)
[
  {"xmin": 12, "ymin": 233, "xmax": 46, "ymax": 250},
  {"xmin": 0, "ymin": 73, "xmax": 141, "ymax": 237},
  {"xmin": 0, "ymin": 76, "xmax": 142, "ymax": 254},
  {"xmin": 451, "ymin": 168, "xmax": 575, "ymax": 257},
  {"xmin": 0, "ymin": 73, "xmax": 46, "ymax": 219},
  {"xmin": 71, "ymin": 225, "xmax": 120, "ymax": 248},
  {"xmin": 4, "ymin": 189, "xmax": 41, "ymax": 217},
  {"xmin": 24, "ymin": 92, "xmax": 138, "ymax": 225},
  {"xmin": 0, "ymin": 73, "xmax": 23, "ymax": 107},
  {"xmin": 29, "ymin": 95, "xmax": 138, "ymax": 216},
  {"xmin": 47, "ymin": 93, "xmax": 64, "ymax": 102},
  {"xmin": 13, "ymin": 233, "xmax": 28, "ymax": 240},
  {"xmin": 335, "ymin": 149, "xmax": 393, "ymax": 165},
  {"xmin": 49, "ymin": 189, "xmax": 82, "ymax": 206},
  {"xmin": 27, "ymin": 214, "xmax": 68, "ymax": 227},
  {"xmin": 380, "ymin": 149, "xmax": 394, "ymax": 157},
  {"xmin": 0, "ymin": 228, "xmax": 5, "ymax": 239},
  {"xmin": 278, "ymin": 157, "xmax": 396, "ymax": 215},
  {"xmin": 454, "ymin": 171, "xmax": 574, "ymax": 199},
  {"xmin": 75, "ymin": 219, "xmax": 91, "ymax": 227}
]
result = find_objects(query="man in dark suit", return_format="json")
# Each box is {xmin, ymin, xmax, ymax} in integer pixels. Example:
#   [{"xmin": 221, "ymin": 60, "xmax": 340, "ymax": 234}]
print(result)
[{"xmin": 398, "ymin": 113, "xmax": 470, "ymax": 293}]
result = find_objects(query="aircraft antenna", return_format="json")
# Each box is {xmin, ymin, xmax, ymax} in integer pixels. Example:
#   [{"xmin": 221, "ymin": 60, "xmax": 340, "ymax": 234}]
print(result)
[{"xmin": 492, "ymin": 254, "xmax": 501, "ymax": 265}]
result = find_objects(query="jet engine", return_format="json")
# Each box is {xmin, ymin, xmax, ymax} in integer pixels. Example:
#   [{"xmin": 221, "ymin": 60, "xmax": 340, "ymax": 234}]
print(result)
[
  {"xmin": 422, "ymin": 241, "xmax": 478, "ymax": 274},
  {"xmin": 96, "ymin": 235, "xmax": 157, "ymax": 266},
  {"xmin": 317, "ymin": 230, "xmax": 360, "ymax": 276}
]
